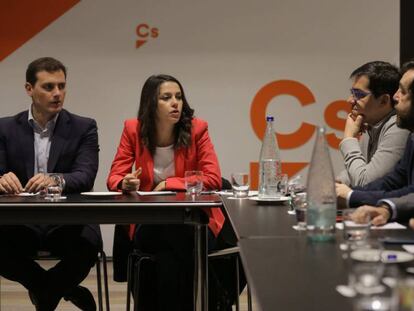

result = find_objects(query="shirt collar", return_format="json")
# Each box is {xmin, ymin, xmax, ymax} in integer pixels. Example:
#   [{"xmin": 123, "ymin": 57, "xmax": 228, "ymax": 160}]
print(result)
[
  {"xmin": 367, "ymin": 110, "xmax": 396, "ymax": 136},
  {"xmin": 28, "ymin": 105, "xmax": 59, "ymax": 133}
]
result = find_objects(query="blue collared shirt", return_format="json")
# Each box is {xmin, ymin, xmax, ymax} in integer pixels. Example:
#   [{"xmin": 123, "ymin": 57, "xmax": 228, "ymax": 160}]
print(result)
[{"xmin": 28, "ymin": 107, "xmax": 58, "ymax": 175}]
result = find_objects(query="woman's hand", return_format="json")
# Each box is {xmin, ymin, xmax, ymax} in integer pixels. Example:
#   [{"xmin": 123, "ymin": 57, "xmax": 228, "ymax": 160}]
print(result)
[
  {"xmin": 153, "ymin": 180, "xmax": 166, "ymax": 191},
  {"xmin": 121, "ymin": 167, "xmax": 142, "ymax": 192}
]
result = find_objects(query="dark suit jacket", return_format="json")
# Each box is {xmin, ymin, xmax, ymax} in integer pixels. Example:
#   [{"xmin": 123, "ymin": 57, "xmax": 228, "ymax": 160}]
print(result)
[
  {"xmin": 349, "ymin": 134, "xmax": 414, "ymax": 207},
  {"xmin": 385, "ymin": 193, "xmax": 414, "ymax": 222},
  {"xmin": 0, "ymin": 109, "xmax": 101, "ymax": 245}
]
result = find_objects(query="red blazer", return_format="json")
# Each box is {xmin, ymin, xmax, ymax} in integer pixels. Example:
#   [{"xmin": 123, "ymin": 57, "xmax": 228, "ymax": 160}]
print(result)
[{"xmin": 107, "ymin": 118, "xmax": 224, "ymax": 237}]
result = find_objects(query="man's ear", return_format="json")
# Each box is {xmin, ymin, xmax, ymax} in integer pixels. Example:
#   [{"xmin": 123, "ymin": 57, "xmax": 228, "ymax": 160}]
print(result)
[
  {"xmin": 25, "ymin": 82, "xmax": 33, "ymax": 96},
  {"xmin": 379, "ymin": 93, "xmax": 391, "ymax": 107}
]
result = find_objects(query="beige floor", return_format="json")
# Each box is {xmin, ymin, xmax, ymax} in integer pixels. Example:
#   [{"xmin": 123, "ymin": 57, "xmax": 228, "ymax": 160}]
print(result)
[{"xmin": 0, "ymin": 261, "xmax": 257, "ymax": 311}]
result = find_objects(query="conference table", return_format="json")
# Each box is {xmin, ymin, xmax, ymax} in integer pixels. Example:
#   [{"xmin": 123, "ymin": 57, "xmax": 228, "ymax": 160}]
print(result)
[
  {"xmin": 221, "ymin": 196, "xmax": 414, "ymax": 311},
  {"xmin": 0, "ymin": 192, "xmax": 223, "ymax": 311},
  {"xmin": 3, "ymin": 192, "xmax": 414, "ymax": 311}
]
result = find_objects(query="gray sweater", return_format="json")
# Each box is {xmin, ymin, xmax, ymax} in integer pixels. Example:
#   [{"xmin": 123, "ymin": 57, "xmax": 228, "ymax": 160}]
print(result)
[{"xmin": 336, "ymin": 114, "xmax": 410, "ymax": 187}]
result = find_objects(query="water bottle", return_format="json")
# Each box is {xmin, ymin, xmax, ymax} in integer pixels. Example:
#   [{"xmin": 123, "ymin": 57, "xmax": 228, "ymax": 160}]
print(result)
[
  {"xmin": 306, "ymin": 126, "xmax": 337, "ymax": 242},
  {"xmin": 258, "ymin": 116, "xmax": 282, "ymax": 199}
]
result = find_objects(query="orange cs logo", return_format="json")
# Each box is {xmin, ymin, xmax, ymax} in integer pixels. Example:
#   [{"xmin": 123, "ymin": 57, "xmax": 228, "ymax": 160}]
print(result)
[
  {"xmin": 136, "ymin": 23, "xmax": 159, "ymax": 48},
  {"xmin": 249, "ymin": 80, "xmax": 350, "ymax": 189}
]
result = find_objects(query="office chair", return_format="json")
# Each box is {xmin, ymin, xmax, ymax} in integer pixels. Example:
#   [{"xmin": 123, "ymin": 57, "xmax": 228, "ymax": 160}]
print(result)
[{"xmin": 125, "ymin": 178, "xmax": 251, "ymax": 311}]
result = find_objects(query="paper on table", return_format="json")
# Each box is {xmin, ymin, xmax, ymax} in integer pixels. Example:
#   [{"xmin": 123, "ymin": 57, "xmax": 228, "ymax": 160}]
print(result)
[
  {"xmin": 402, "ymin": 245, "xmax": 414, "ymax": 254},
  {"xmin": 215, "ymin": 190, "xmax": 258, "ymax": 196},
  {"xmin": 17, "ymin": 192, "xmax": 40, "ymax": 196},
  {"xmin": 137, "ymin": 191, "xmax": 176, "ymax": 196},
  {"xmin": 372, "ymin": 222, "xmax": 407, "ymax": 229},
  {"xmin": 336, "ymin": 222, "xmax": 406, "ymax": 230}
]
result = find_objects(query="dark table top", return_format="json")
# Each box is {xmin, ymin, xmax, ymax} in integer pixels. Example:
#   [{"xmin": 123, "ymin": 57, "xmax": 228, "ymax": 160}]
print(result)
[
  {"xmin": 221, "ymin": 196, "xmax": 298, "ymax": 239},
  {"xmin": 223, "ymin": 195, "xmax": 414, "ymax": 310},
  {"xmin": 0, "ymin": 192, "xmax": 222, "ymax": 225},
  {"xmin": 239, "ymin": 236, "xmax": 351, "ymax": 311}
]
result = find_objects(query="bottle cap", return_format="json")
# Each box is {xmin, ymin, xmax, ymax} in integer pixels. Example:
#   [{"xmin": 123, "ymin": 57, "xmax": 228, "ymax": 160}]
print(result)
[{"xmin": 266, "ymin": 116, "xmax": 274, "ymax": 121}]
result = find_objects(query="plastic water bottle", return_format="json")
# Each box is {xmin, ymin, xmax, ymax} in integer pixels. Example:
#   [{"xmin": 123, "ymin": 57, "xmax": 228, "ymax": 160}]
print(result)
[
  {"xmin": 306, "ymin": 126, "xmax": 337, "ymax": 242},
  {"xmin": 258, "ymin": 116, "xmax": 282, "ymax": 199}
]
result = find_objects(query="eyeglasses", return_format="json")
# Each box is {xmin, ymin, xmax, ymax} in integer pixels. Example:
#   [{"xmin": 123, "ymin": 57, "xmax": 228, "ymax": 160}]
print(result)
[{"xmin": 350, "ymin": 88, "xmax": 371, "ymax": 101}]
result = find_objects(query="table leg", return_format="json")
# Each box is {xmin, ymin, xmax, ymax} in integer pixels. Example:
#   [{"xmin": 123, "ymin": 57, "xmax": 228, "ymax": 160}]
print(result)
[{"xmin": 194, "ymin": 224, "xmax": 208, "ymax": 311}]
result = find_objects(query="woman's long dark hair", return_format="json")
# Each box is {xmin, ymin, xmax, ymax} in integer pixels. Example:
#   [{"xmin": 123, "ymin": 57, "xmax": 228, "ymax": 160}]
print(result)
[{"xmin": 137, "ymin": 74, "xmax": 194, "ymax": 155}]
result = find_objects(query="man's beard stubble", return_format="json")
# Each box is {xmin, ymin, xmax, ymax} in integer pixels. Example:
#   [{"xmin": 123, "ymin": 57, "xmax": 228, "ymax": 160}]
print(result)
[{"xmin": 397, "ymin": 103, "xmax": 414, "ymax": 132}]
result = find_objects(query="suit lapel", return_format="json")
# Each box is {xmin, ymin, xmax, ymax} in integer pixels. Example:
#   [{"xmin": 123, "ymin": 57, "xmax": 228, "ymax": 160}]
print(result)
[
  {"xmin": 48, "ymin": 111, "xmax": 70, "ymax": 173},
  {"xmin": 16, "ymin": 112, "xmax": 35, "ymax": 179}
]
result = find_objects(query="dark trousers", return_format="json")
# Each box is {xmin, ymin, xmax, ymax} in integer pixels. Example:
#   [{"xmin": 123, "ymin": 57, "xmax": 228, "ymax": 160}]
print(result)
[
  {"xmin": 133, "ymin": 224, "xmax": 217, "ymax": 311},
  {"xmin": 0, "ymin": 225, "xmax": 99, "ymax": 308}
]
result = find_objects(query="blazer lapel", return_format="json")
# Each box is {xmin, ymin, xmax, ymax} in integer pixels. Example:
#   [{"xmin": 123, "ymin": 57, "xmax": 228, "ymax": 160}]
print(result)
[
  {"xmin": 48, "ymin": 111, "xmax": 70, "ymax": 172},
  {"xmin": 16, "ymin": 112, "xmax": 35, "ymax": 179}
]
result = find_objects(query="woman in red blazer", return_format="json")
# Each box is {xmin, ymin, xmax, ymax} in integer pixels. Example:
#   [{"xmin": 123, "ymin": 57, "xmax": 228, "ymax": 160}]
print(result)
[{"xmin": 107, "ymin": 74, "xmax": 224, "ymax": 310}]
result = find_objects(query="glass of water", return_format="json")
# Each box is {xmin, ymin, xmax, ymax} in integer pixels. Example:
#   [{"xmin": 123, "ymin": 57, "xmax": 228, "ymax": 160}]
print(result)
[
  {"xmin": 277, "ymin": 173, "xmax": 288, "ymax": 196},
  {"xmin": 184, "ymin": 171, "xmax": 203, "ymax": 195},
  {"xmin": 293, "ymin": 192, "xmax": 307, "ymax": 230},
  {"xmin": 231, "ymin": 173, "xmax": 249, "ymax": 198},
  {"xmin": 45, "ymin": 173, "xmax": 64, "ymax": 201},
  {"xmin": 343, "ymin": 209, "xmax": 371, "ymax": 242}
]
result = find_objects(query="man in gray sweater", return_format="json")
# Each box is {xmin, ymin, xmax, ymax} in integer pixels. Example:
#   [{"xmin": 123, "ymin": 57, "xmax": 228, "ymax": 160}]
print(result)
[
  {"xmin": 350, "ymin": 61, "xmax": 414, "ymax": 227},
  {"xmin": 336, "ymin": 61, "xmax": 410, "ymax": 187}
]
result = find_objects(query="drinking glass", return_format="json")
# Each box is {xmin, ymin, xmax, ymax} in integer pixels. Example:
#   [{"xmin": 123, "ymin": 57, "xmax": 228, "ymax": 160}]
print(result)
[
  {"xmin": 396, "ymin": 278, "xmax": 414, "ymax": 311},
  {"xmin": 293, "ymin": 192, "xmax": 307, "ymax": 230},
  {"xmin": 45, "ymin": 173, "xmax": 64, "ymax": 201},
  {"xmin": 277, "ymin": 173, "xmax": 288, "ymax": 196},
  {"xmin": 349, "ymin": 240, "xmax": 385, "ymax": 295},
  {"xmin": 184, "ymin": 171, "xmax": 203, "ymax": 195},
  {"xmin": 231, "ymin": 173, "xmax": 249, "ymax": 198},
  {"xmin": 343, "ymin": 208, "xmax": 371, "ymax": 242}
]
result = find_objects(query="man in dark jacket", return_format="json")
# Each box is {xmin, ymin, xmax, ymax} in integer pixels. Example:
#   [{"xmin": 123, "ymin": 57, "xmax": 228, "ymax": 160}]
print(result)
[{"xmin": 0, "ymin": 57, "xmax": 101, "ymax": 311}]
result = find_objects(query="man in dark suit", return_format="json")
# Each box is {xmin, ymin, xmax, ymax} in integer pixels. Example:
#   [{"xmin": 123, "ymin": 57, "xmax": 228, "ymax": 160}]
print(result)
[
  {"xmin": 0, "ymin": 57, "xmax": 100, "ymax": 311},
  {"xmin": 336, "ymin": 60, "xmax": 414, "ymax": 226}
]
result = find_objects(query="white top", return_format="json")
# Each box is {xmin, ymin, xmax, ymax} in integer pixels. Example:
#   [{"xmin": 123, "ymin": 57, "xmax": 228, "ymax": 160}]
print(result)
[{"xmin": 153, "ymin": 144, "xmax": 175, "ymax": 184}]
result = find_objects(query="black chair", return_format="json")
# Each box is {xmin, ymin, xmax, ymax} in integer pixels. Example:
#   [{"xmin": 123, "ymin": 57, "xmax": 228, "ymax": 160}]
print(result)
[{"xmin": 125, "ymin": 178, "xmax": 251, "ymax": 311}]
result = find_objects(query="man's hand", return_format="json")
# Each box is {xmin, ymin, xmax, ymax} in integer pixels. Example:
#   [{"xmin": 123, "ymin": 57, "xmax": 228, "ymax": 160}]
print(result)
[
  {"xmin": 343, "ymin": 113, "xmax": 365, "ymax": 138},
  {"xmin": 336, "ymin": 182, "xmax": 352, "ymax": 209},
  {"xmin": 25, "ymin": 173, "xmax": 47, "ymax": 193},
  {"xmin": 121, "ymin": 167, "xmax": 142, "ymax": 192},
  {"xmin": 336, "ymin": 182, "xmax": 352, "ymax": 199},
  {"xmin": 353, "ymin": 205, "xmax": 390, "ymax": 226},
  {"xmin": 409, "ymin": 218, "xmax": 414, "ymax": 230},
  {"xmin": 0, "ymin": 172, "xmax": 24, "ymax": 194}
]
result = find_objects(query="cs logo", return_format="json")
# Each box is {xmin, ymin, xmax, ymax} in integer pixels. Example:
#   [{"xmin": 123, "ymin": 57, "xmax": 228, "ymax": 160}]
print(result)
[
  {"xmin": 136, "ymin": 23, "xmax": 159, "ymax": 48},
  {"xmin": 249, "ymin": 79, "xmax": 350, "ymax": 189}
]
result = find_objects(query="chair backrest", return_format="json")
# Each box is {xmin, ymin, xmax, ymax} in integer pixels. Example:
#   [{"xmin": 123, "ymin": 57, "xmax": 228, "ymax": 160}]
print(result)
[{"xmin": 221, "ymin": 178, "xmax": 232, "ymax": 190}]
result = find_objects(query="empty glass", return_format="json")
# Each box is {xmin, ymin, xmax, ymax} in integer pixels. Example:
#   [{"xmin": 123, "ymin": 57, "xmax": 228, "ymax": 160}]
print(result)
[
  {"xmin": 184, "ymin": 171, "xmax": 203, "ymax": 195},
  {"xmin": 231, "ymin": 173, "xmax": 249, "ymax": 198},
  {"xmin": 45, "ymin": 173, "xmax": 64, "ymax": 201}
]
